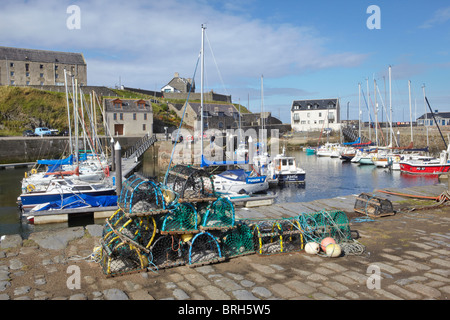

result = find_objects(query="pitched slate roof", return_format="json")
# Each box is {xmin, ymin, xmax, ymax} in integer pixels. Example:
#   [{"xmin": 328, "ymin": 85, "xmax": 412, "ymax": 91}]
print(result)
[
  {"xmin": 189, "ymin": 103, "xmax": 238, "ymax": 117},
  {"xmin": 0, "ymin": 46, "xmax": 86, "ymax": 65},
  {"xmin": 291, "ymin": 98, "xmax": 339, "ymax": 111},
  {"xmin": 104, "ymin": 98, "xmax": 152, "ymax": 112},
  {"xmin": 417, "ymin": 112, "xmax": 450, "ymax": 120},
  {"xmin": 163, "ymin": 73, "xmax": 195, "ymax": 93}
]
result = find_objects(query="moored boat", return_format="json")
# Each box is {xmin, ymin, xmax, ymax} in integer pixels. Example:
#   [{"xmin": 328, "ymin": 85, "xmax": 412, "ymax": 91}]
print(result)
[{"xmin": 212, "ymin": 169, "xmax": 269, "ymax": 196}]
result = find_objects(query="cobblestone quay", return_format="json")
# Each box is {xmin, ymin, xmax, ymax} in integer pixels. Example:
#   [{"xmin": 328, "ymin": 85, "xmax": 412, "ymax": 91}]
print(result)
[{"xmin": 1, "ymin": 203, "xmax": 449, "ymax": 302}]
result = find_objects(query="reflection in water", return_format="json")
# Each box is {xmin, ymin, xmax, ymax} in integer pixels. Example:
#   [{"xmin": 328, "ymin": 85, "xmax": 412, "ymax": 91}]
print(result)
[{"xmin": 0, "ymin": 146, "xmax": 441, "ymax": 236}]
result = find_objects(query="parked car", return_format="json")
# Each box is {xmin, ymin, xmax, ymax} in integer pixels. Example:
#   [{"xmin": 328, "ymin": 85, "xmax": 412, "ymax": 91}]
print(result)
[
  {"xmin": 50, "ymin": 129, "xmax": 59, "ymax": 136},
  {"xmin": 23, "ymin": 130, "xmax": 37, "ymax": 137},
  {"xmin": 34, "ymin": 127, "xmax": 52, "ymax": 136}
]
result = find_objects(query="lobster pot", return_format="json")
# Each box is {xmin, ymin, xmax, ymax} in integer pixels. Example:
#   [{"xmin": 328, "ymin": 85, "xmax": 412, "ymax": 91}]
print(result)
[
  {"xmin": 149, "ymin": 235, "xmax": 188, "ymax": 270},
  {"xmin": 328, "ymin": 210, "xmax": 352, "ymax": 242},
  {"xmin": 118, "ymin": 174, "xmax": 167, "ymax": 216},
  {"xmin": 354, "ymin": 193, "xmax": 395, "ymax": 218},
  {"xmin": 220, "ymin": 223, "xmax": 255, "ymax": 258},
  {"xmin": 132, "ymin": 216, "xmax": 158, "ymax": 249},
  {"xmin": 201, "ymin": 197, "xmax": 235, "ymax": 230},
  {"xmin": 278, "ymin": 219, "xmax": 304, "ymax": 253},
  {"xmin": 164, "ymin": 165, "xmax": 216, "ymax": 203},
  {"xmin": 252, "ymin": 220, "xmax": 284, "ymax": 255},
  {"xmin": 100, "ymin": 241, "xmax": 149, "ymax": 277},
  {"xmin": 102, "ymin": 209, "xmax": 138, "ymax": 250},
  {"xmin": 296, "ymin": 211, "xmax": 352, "ymax": 244},
  {"xmin": 160, "ymin": 203, "xmax": 199, "ymax": 235},
  {"xmin": 296, "ymin": 213, "xmax": 325, "ymax": 243},
  {"xmin": 102, "ymin": 209, "xmax": 157, "ymax": 256},
  {"xmin": 187, "ymin": 232, "xmax": 224, "ymax": 267}
]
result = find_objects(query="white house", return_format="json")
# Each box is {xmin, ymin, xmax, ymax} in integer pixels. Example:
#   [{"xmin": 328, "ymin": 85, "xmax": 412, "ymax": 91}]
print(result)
[
  {"xmin": 103, "ymin": 98, "xmax": 153, "ymax": 137},
  {"xmin": 417, "ymin": 111, "xmax": 450, "ymax": 126},
  {"xmin": 290, "ymin": 98, "xmax": 341, "ymax": 132}
]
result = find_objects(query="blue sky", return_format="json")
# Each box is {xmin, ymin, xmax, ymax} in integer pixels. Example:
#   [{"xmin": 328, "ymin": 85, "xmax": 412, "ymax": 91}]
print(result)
[{"xmin": 0, "ymin": 0, "xmax": 449, "ymax": 123}]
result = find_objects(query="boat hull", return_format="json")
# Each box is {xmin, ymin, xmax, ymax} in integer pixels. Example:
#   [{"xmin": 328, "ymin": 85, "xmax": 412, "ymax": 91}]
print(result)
[
  {"xmin": 399, "ymin": 162, "xmax": 450, "ymax": 175},
  {"xmin": 275, "ymin": 172, "xmax": 306, "ymax": 184},
  {"xmin": 19, "ymin": 189, "xmax": 116, "ymax": 210}
]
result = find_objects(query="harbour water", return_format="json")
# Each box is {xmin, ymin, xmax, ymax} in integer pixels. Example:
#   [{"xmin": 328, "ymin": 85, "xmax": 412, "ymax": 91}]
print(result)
[{"xmin": 0, "ymin": 148, "xmax": 440, "ymax": 237}]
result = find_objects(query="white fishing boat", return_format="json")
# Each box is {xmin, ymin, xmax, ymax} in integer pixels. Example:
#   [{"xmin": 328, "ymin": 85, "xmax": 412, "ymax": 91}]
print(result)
[
  {"xmin": 267, "ymin": 149, "xmax": 306, "ymax": 185},
  {"xmin": 212, "ymin": 169, "xmax": 268, "ymax": 196}
]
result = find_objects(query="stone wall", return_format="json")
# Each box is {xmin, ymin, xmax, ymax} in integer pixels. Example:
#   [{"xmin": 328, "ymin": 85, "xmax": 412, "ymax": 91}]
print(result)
[{"xmin": 0, "ymin": 136, "xmax": 141, "ymax": 164}]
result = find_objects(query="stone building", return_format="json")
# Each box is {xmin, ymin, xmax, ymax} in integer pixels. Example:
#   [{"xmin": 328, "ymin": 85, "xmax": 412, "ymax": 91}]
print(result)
[
  {"xmin": 103, "ymin": 98, "xmax": 153, "ymax": 137},
  {"xmin": 0, "ymin": 46, "xmax": 87, "ymax": 86},
  {"xmin": 168, "ymin": 102, "xmax": 239, "ymax": 129},
  {"xmin": 161, "ymin": 72, "xmax": 195, "ymax": 93}
]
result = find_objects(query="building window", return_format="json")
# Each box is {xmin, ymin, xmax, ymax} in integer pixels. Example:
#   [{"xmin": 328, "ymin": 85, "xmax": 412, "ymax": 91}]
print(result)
[
  {"xmin": 25, "ymin": 63, "xmax": 29, "ymax": 72},
  {"xmin": 10, "ymin": 80, "xmax": 15, "ymax": 85},
  {"xmin": 10, "ymin": 71, "xmax": 14, "ymax": 77},
  {"xmin": 113, "ymin": 113, "xmax": 117, "ymax": 120},
  {"xmin": 113, "ymin": 99, "xmax": 122, "ymax": 109},
  {"xmin": 40, "ymin": 82, "xmax": 44, "ymax": 85},
  {"xmin": 40, "ymin": 64, "xmax": 44, "ymax": 69},
  {"xmin": 293, "ymin": 113, "xmax": 300, "ymax": 123},
  {"xmin": 120, "ymin": 113, "xmax": 123, "ymax": 120},
  {"xmin": 10, "ymin": 62, "xmax": 14, "ymax": 68},
  {"xmin": 319, "ymin": 112, "xmax": 322, "ymax": 117},
  {"xmin": 40, "ymin": 73, "xmax": 44, "ymax": 78},
  {"xmin": 26, "ymin": 72, "xmax": 30, "ymax": 77},
  {"xmin": 142, "ymin": 124, "xmax": 146, "ymax": 131},
  {"xmin": 144, "ymin": 113, "xmax": 147, "ymax": 120},
  {"xmin": 55, "ymin": 65, "xmax": 58, "ymax": 70},
  {"xmin": 55, "ymin": 73, "xmax": 59, "ymax": 79},
  {"xmin": 26, "ymin": 81, "xmax": 30, "ymax": 85},
  {"xmin": 133, "ymin": 113, "xmax": 137, "ymax": 120}
]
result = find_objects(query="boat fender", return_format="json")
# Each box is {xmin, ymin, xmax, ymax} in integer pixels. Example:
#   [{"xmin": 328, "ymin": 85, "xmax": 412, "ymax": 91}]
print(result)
[
  {"xmin": 325, "ymin": 243, "xmax": 342, "ymax": 258},
  {"xmin": 104, "ymin": 166, "xmax": 110, "ymax": 177},
  {"xmin": 320, "ymin": 237, "xmax": 335, "ymax": 251},
  {"xmin": 26, "ymin": 184, "xmax": 35, "ymax": 192},
  {"xmin": 304, "ymin": 242, "xmax": 320, "ymax": 254},
  {"xmin": 31, "ymin": 169, "xmax": 37, "ymax": 175}
]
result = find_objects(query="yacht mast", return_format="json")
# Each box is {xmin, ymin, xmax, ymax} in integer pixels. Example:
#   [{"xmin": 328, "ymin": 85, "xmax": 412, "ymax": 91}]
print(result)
[{"xmin": 200, "ymin": 24, "xmax": 206, "ymax": 165}]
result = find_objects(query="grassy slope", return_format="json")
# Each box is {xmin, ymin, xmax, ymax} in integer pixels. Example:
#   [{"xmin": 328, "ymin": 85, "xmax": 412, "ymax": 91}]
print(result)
[{"xmin": 0, "ymin": 86, "xmax": 249, "ymax": 136}]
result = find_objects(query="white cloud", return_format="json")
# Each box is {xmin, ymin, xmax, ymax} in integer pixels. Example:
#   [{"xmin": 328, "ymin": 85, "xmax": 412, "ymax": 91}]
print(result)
[
  {"xmin": 419, "ymin": 6, "xmax": 450, "ymax": 29},
  {"xmin": 0, "ymin": 0, "xmax": 366, "ymax": 96}
]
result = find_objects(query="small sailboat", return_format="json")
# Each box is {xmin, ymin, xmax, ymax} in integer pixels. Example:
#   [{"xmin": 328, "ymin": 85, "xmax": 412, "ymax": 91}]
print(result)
[
  {"xmin": 212, "ymin": 169, "xmax": 268, "ymax": 196},
  {"xmin": 18, "ymin": 178, "xmax": 116, "ymax": 212}
]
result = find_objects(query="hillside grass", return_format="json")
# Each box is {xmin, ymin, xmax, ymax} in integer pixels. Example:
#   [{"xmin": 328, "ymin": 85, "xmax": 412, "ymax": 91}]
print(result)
[{"xmin": 0, "ymin": 86, "xmax": 249, "ymax": 136}]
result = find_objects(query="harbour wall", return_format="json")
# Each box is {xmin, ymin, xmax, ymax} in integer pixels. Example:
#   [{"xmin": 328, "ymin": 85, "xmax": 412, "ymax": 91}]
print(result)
[{"xmin": 0, "ymin": 136, "xmax": 141, "ymax": 164}]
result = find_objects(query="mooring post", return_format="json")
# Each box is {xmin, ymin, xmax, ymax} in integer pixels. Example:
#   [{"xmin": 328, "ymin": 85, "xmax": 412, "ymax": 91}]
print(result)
[
  {"xmin": 115, "ymin": 141, "xmax": 122, "ymax": 196},
  {"xmin": 110, "ymin": 137, "xmax": 115, "ymax": 172}
]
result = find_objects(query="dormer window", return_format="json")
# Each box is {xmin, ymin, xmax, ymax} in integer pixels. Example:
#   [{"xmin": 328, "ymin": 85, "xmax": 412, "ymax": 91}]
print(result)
[
  {"xmin": 113, "ymin": 99, "xmax": 122, "ymax": 109},
  {"xmin": 136, "ymin": 99, "xmax": 146, "ymax": 109}
]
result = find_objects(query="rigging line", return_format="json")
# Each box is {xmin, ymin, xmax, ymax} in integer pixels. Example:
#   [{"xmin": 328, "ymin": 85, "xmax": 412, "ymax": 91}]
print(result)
[
  {"xmin": 205, "ymin": 31, "xmax": 229, "ymax": 97},
  {"xmin": 164, "ymin": 53, "xmax": 201, "ymax": 184},
  {"xmin": 360, "ymin": 89, "xmax": 373, "ymax": 125}
]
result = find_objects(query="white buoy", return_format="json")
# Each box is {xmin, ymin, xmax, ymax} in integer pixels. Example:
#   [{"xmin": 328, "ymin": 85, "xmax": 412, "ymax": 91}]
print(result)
[
  {"xmin": 304, "ymin": 242, "xmax": 320, "ymax": 254},
  {"xmin": 325, "ymin": 243, "xmax": 342, "ymax": 258}
]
